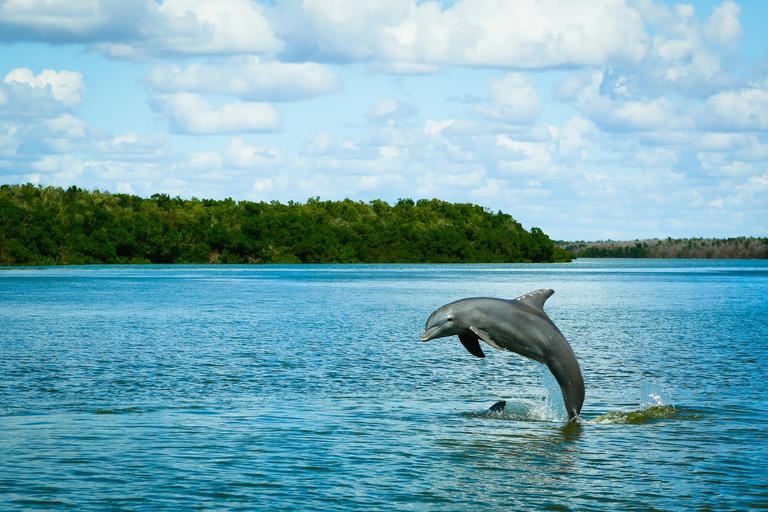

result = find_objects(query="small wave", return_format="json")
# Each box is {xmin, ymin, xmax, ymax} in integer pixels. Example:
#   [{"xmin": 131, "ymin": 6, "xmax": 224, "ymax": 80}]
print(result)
[
  {"xmin": 589, "ymin": 380, "xmax": 678, "ymax": 424},
  {"xmin": 589, "ymin": 405, "xmax": 678, "ymax": 424},
  {"xmin": 93, "ymin": 407, "xmax": 144, "ymax": 415}
]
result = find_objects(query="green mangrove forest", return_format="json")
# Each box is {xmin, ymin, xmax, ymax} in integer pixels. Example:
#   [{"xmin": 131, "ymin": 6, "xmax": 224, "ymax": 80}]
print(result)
[
  {"xmin": 559, "ymin": 238, "xmax": 768, "ymax": 259},
  {"xmin": 0, "ymin": 184, "xmax": 572, "ymax": 265}
]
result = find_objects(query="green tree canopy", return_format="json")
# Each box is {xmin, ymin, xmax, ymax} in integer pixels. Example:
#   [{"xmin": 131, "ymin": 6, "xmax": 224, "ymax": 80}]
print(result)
[{"xmin": 0, "ymin": 184, "xmax": 572, "ymax": 265}]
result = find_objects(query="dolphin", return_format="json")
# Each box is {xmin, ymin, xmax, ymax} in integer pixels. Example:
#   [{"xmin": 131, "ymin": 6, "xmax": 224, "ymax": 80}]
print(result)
[{"xmin": 421, "ymin": 289, "xmax": 584, "ymax": 422}]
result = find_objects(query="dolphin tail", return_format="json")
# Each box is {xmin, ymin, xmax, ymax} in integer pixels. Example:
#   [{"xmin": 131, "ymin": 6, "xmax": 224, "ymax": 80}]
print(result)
[{"xmin": 487, "ymin": 400, "xmax": 507, "ymax": 413}]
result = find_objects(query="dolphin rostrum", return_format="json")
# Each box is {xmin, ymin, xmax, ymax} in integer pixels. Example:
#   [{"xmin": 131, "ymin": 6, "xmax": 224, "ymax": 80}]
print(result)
[{"xmin": 421, "ymin": 289, "xmax": 584, "ymax": 422}]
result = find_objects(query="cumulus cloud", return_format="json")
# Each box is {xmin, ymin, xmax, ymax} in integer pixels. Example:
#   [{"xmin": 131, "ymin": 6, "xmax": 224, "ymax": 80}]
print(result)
[
  {"xmin": 557, "ymin": 117, "xmax": 597, "ymax": 161},
  {"xmin": 703, "ymin": 0, "xmax": 743, "ymax": 47},
  {"xmin": 0, "ymin": 0, "xmax": 148, "ymax": 42},
  {"xmin": 558, "ymin": 70, "xmax": 689, "ymax": 132},
  {"xmin": 90, "ymin": 133, "xmax": 166, "ymax": 161},
  {"xmin": 276, "ymin": 0, "xmax": 650, "ymax": 69},
  {"xmin": 0, "ymin": 82, "xmax": 63, "ymax": 119},
  {"xmin": 701, "ymin": 81, "xmax": 768, "ymax": 131},
  {"xmin": 1, "ymin": 0, "xmax": 765, "ymax": 240},
  {"xmin": 0, "ymin": 0, "xmax": 282, "ymax": 58},
  {"xmin": 4, "ymin": 68, "xmax": 84, "ymax": 106},
  {"xmin": 1, "ymin": 68, "xmax": 84, "ymax": 119},
  {"xmin": 44, "ymin": 114, "xmax": 91, "ymax": 139},
  {"xmin": 477, "ymin": 73, "xmax": 542, "ymax": 125},
  {"xmin": 97, "ymin": 0, "xmax": 283, "ymax": 59},
  {"xmin": 145, "ymin": 57, "xmax": 340, "ymax": 101},
  {"xmin": 151, "ymin": 93, "xmax": 282, "ymax": 134},
  {"xmin": 223, "ymin": 137, "xmax": 282, "ymax": 168},
  {"xmin": 365, "ymin": 99, "xmax": 417, "ymax": 122},
  {"xmin": 304, "ymin": 131, "xmax": 338, "ymax": 156},
  {"xmin": 0, "ymin": 69, "xmax": 97, "ymax": 160}
]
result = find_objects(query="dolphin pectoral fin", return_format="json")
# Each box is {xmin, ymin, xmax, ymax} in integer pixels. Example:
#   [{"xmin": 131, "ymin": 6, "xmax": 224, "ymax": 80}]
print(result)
[
  {"xmin": 458, "ymin": 334, "xmax": 486, "ymax": 358},
  {"xmin": 512, "ymin": 288, "xmax": 554, "ymax": 311},
  {"xmin": 469, "ymin": 326, "xmax": 505, "ymax": 351}
]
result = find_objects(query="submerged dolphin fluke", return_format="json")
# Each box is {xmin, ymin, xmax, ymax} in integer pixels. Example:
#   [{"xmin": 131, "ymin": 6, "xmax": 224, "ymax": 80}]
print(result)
[
  {"xmin": 487, "ymin": 400, "xmax": 507, "ymax": 413},
  {"xmin": 421, "ymin": 289, "xmax": 585, "ymax": 422}
]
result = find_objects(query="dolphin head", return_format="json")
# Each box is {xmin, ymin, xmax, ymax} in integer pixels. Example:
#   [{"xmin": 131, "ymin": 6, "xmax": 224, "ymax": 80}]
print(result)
[{"xmin": 421, "ymin": 303, "xmax": 464, "ymax": 342}]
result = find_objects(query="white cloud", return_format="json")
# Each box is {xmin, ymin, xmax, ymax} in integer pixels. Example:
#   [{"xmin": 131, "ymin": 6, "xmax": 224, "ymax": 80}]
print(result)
[
  {"xmin": 557, "ymin": 117, "xmax": 596, "ymax": 160},
  {"xmin": 696, "ymin": 132, "xmax": 748, "ymax": 151},
  {"xmin": 697, "ymin": 151, "xmax": 756, "ymax": 177},
  {"xmin": 91, "ymin": 133, "xmax": 166, "ymax": 160},
  {"xmin": 0, "ymin": 0, "xmax": 282, "ymax": 58},
  {"xmin": 0, "ymin": 0, "xmax": 765, "ymax": 241},
  {"xmin": 702, "ymin": 81, "xmax": 768, "ymax": 131},
  {"xmin": 703, "ymin": 1, "xmax": 743, "ymax": 48},
  {"xmin": 281, "ymin": 0, "xmax": 649, "ymax": 69},
  {"xmin": 4, "ymin": 68, "xmax": 84, "ymax": 106},
  {"xmin": 102, "ymin": 0, "xmax": 282, "ymax": 58},
  {"xmin": 366, "ymin": 99, "xmax": 417, "ymax": 122},
  {"xmin": 187, "ymin": 151, "xmax": 223, "ymax": 171},
  {"xmin": 369, "ymin": 61, "xmax": 441, "ymax": 75},
  {"xmin": 31, "ymin": 154, "xmax": 84, "ymax": 181},
  {"xmin": 152, "ymin": 93, "xmax": 281, "ymax": 134},
  {"xmin": 304, "ymin": 131, "xmax": 338, "ymax": 156},
  {"xmin": 424, "ymin": 119, "xmax": 454, "ymax": 138},
  {"xmin": 632, "ymin": 147, "xmax": 677, "ymax": 168},
  {"xmin": 145, "ymin": 57, "xmax": 340, "ymax": 101},
  {"xmin": 224, "ymin": 137, "xmax": 282, "ymax": 168},
  {"xmin": 560, "ymin": 70, "xmax": 689, "ymax": 132},
  {"xmin": 44, "ymin": 114, "xmax": 90, "ymax": 138},
  {"xmin": 612, "ymin": 97, "xmax": 676, "ymax": 130},
  {"xmin": 0, "ymin": 0, "xmax": 145, "ymax": 42},
  {"xmin": 477, "ymin": 73, "xmax": 542, "ymax": 125},
  {"xmin": 496, "ymin": 134, "xmax": 552, "ymax": 175},
  {"xmin": 252, "ymin": 177, "xmax": 272, "ymax": 192},
  {"xmin": 116, "ymin": 181, "xmax": 134, "ymax": 194}
]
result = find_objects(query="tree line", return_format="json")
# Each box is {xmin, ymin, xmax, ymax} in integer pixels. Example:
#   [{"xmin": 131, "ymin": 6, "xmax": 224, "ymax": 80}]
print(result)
[
  {"xmin": 559, "ymin": 238, "xmax": 768, "ymax": 259},
  {"xmin": 0, "ymin": 184, "xmax": 572, "ymax": 265}
]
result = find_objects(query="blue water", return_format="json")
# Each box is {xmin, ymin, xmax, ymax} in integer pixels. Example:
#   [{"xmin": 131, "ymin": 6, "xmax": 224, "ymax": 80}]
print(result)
[{"xmin": 1, "ymin": 260, "xmax": 767, "ymax": 511}]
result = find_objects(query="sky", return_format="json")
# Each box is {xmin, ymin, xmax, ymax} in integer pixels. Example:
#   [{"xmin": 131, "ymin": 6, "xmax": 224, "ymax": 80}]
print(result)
[{"xmin": 1, "ymin": 0, "xmax": 767, "ymax": 241}]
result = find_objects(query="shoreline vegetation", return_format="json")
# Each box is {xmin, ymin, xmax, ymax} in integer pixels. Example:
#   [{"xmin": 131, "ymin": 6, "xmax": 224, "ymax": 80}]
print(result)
[
  {"xmin": 2, "ymin": 184, "xmax": 764, "ymax": 266},
  {"xmin": 558, "ymin": 238, "xmax": 767, "ymax": 259},
  {"xmin": 1, "ymin": 184, "xmax": 571, "ymax": 265}
]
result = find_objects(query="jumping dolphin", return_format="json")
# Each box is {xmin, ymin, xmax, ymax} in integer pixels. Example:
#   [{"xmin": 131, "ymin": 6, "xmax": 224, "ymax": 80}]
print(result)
[{"xmin": 421, "ymin": 289, "xmax": 584, "ymax": 422}]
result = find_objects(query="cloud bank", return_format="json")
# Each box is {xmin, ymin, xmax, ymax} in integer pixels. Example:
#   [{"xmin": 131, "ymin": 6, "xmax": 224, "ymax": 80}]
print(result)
[{"xmin": 0, "ymin": 0, "xmax": 765, "ymax": 240}]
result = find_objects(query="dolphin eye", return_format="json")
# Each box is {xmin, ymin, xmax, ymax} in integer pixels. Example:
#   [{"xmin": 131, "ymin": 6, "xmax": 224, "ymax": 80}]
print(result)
[{"xmin": 447, "ymin": 317, "xmax": 453, "ymax": 322}]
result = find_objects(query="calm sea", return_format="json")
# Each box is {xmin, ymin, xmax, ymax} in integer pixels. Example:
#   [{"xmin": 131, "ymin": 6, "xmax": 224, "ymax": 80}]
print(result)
[{"xmin": 1, "ymin": 260, "xmax": 766, "ymax": 511}]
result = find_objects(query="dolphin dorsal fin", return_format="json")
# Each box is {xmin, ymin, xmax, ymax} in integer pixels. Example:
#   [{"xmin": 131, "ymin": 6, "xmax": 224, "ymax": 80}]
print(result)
[{"xmin": 513, "ymin": 289, "xmax": 554, "ymax": 311}]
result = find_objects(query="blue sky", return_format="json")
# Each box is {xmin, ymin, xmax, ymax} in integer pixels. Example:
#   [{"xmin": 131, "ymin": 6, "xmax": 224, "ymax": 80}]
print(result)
[{"xmin": 1, "ymin": 0, "xmax": 767, "ymax": 240}]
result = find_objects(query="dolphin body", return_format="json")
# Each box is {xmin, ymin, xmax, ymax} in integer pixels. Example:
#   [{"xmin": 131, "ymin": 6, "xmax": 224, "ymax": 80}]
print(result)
[{"xmin": 421, "ymin": 289, "xmax": 584, "ymax": 422}]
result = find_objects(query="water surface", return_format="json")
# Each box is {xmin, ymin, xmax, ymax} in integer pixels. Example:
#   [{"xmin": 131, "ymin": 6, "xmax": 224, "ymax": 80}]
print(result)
[{"xmin": 1, "ymin": 260, "xmax": 767, "ymax": 510}]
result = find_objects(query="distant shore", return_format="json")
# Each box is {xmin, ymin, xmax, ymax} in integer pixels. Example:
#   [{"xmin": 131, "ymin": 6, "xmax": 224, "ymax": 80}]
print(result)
[{"xmin": 558, "ymin": 237, "xmax": 768, "ymax": 259}]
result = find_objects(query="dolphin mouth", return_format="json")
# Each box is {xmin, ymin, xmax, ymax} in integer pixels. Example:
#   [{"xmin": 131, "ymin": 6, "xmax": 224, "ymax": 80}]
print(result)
[{"xmin": 421, "ymin": 325, "xmax": 440, "ymax": 341}]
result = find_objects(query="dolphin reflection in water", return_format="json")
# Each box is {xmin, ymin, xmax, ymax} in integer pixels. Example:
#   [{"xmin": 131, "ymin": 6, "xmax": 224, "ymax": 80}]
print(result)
[{"xmin": 422, "ymin": 289, "xmax": 584, "ymax": 422}]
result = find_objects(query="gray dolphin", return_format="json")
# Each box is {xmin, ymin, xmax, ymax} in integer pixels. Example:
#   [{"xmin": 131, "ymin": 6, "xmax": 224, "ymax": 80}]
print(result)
[{"xmin": 421, "ymin": 289, "xmax": 584, "ymax": 422}]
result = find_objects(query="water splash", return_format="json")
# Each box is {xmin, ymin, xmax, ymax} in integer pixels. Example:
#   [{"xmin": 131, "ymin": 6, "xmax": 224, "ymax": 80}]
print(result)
[
  {"xmin": 591, "ymin": 380, "xmax": 676, "ymax": 424},
  {"xmin": 640, "ymin": 380, "xmax": 674, "ymax": 410},
  {"xmin": 470, "ymin": 366, "xmax": 570, "ymax": 422},
  {"xmin": 471, "ymin": 374, "xmax": 678, "ymax": 425},
  {"xmin": 539, "ymin": 366, "xmax": 569, "ymax": 422},
  {"xmin": 469, "ymin": 398, "xmax": 562, "ymax": 422}
]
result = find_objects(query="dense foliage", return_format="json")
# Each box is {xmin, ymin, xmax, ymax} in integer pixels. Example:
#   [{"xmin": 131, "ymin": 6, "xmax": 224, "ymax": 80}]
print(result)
[
  {"xmin": 559, "ymin": 238, "xmax": 768, "ymax": 259},
  {"xmin": 0, "ymin": 184, "xmax": 572, "ymax": 265}
]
